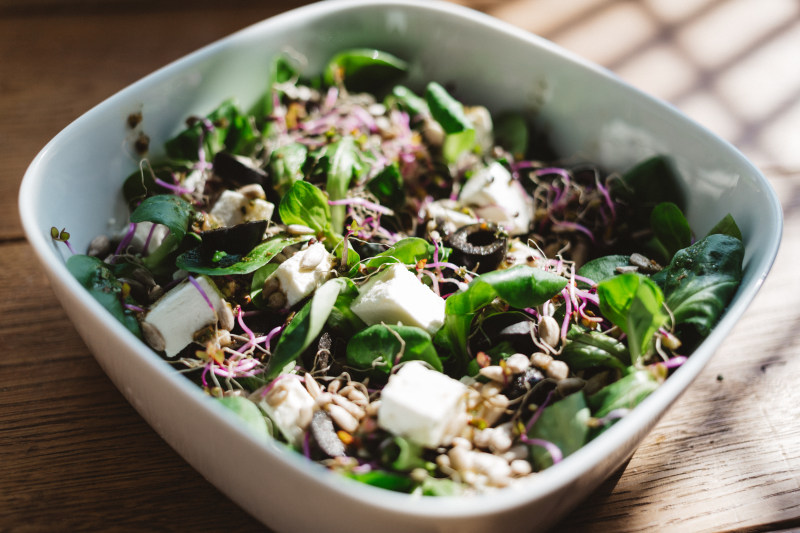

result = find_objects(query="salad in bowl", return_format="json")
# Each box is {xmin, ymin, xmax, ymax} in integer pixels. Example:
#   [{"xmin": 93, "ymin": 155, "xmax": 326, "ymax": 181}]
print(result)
[{"xmin": 53, "ymin": 46, "xmax": 744, "ymax": 496}]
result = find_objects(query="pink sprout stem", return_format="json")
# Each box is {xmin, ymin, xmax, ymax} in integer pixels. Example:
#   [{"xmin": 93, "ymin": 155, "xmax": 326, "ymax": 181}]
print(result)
[
  {"xmin": 187, "ymin": 275, "xmax": 215, "ymax": 313},
  {"xmin": 114, "ymin": 223, "xmax": 137, "ymax": 256},
  {"xmin": 155, "ymin": 176, "xmax": 194, "ymax": 196}
]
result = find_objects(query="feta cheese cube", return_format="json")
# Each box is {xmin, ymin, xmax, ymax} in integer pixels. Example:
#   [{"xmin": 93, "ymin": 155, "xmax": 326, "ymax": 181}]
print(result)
[
  {"xmin": 210, "ymin": 190, "xmax": 274, "ymax": 227},
  {"xmin": 118, "ymin": 221, "xmax": 168, "ymax": 255},
  {"xmin": 257, "ymin": 377, "xmax": 314, "ymax": 447},
  {"xmin": 143, "ymin": 275, "xmax": 227, "ymax": 357},
  {"xmin": 350, "ymin": 263, "xmax": 445, "ymax": 335},
  {"xmin": 378, "ymin": 362, "xmax": 469, "ymax": 448},
  {"xmin": 268, "ymin": 242, "xmax": 334, "ymax": 307},
  {"xmin": 458, "ymin": 162, "xmax": 532, "ymax": 235},
  {"xmin": 425, "ymin": 199, "xmax": 478, "ymax": 235}
]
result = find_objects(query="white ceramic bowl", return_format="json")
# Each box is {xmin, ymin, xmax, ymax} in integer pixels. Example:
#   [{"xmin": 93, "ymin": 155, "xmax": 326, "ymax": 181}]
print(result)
[{"xmin": 20, "ymin": 1, "xmax": 782, "ymax": 532}]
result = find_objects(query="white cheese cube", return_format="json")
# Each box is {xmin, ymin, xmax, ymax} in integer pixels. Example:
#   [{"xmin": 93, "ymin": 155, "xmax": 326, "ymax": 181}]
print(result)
[
  {"xmin": 458, "ymin": 162, "xmax": 532, "ymax": 235},
  {"xmin": 119, "ymin": 221, "xmax": 168, "ymax": 255},
  {"xmin": 210, "ymin": 190, "xmax": 275, "ymax": 227},
  {"xmin": 257, "ymin": 377, "xmax": 315, "ymax": 447},
  {"xmin": 350, "ymin": 263, "xmax": 445, "ymax": 335},
  {"xmin": 425, "ymin": 199, "xmax": 478, "ymax": 234},
  {"xmin": 501, "ymin": 238, "xmax": 543, "ymax": 269},
  {"xmin": 143, "ymin": 275, "xmax": 227, "ymax": 357},
  {"xmin": 378, "ymin": 362, "xmax": 469, "ymax": 448},
  {"xmin": 270, "ymin": 242, "xmax": 334, "ymax": 307},
  {"xmin": 243, "ymin": 198, "xmax": 274, "ymax": 223}
]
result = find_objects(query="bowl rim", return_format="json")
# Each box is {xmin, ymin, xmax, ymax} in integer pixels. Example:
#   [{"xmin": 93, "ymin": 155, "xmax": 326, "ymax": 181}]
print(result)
[{"xmin": 19, "ymin": 0, "xmax": 784, "ymax": 521}]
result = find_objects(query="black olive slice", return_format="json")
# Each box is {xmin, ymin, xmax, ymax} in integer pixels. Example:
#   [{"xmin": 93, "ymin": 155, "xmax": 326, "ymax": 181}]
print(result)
[
  {"xmin": 199, "ymin": 220, "xmax": 267, "ymax": 256},
  {"xmin": 213, "ymin": 152, "xmax": 268, "ymax": 186},
  {"xmin": 448, "ymin": 222, "xmax": 508, "ymax": 273},
  {"xmin": 310, "ymin": 410, "xmax": 346, "ymax": 458}
]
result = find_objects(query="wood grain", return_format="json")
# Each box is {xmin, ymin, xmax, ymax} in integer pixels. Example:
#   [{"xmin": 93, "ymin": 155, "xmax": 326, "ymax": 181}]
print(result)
[{"xmin": 3, "ymin": 2, "xmax": 800, "ymax": 532}]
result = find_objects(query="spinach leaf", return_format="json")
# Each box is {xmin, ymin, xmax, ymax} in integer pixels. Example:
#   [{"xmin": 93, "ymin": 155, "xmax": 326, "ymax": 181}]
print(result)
[
  {"xmin": 388, "ymin": 85, "xmax": 428, "ymax": 120},
  {"xmin": 165, "ymin": 99, "xmax": 256, "ymax": 161},
  {"xmin": 250, "ymin": 52, "xmax": 300, "ymax": 123},
  {"xmin": 278, "ymin": 180, "xmax": 335, "ymax": 239},
  {"xmin": 650, "ymin": 202, "xmax": 692, "ymax": 260},
  {"xmin": 615, "ymin": 155, "xmax": 685, "ymax": 226},
  {"xmin": 67, "ymin": 254, "xmax": 141, "ymax": 338},
  {"xmin": 576, "ymin": 254, "xmax": 629, "ymax": 288},
  {"xmin": 325, "ymin": 277, "xmax": 365, "ymax": 336},
  {"xmin": 323, "ymin": 48, "xmax": 408, "ymax": 93},
  {"xmin": 122, "ymin": 164, "xmax": 189, "ymax": 208},
  {"xmin": 654, "ymin": 233, "xmax": 744, "ymax": 338},
  {"xmin": 345, "ymin": 469, "xmax": 416, "ymax": 493},
  {"xmin": 217, "ymin": 396, "xmax": 270, "ymax": 443},
  {"xmin": 176, "ymin": 234, "xmax": 310, "ymax": 276},
  {"xmin": 588, "ymin": 367, "xmax": 662, "ymax": 419},
  {"xmin": 425, "ymin": 82, "xmax": 476, "ymax": 163},
  {"xmin": 346, "ymin": 324, "xmax": 442, "ymax": 374},
  {"xmin": 425, "ymin": 82, "xmax": 472, "ymax": 134},
  {"xmin": 364, "ymin": 237, "xmax": 432, "ymax": 269},
  {"xmin": 560, "ymin": 330, "xmax": 630, "ymax": 370},
  {"xmin": 706, "ymin": 213, "xmax": 743, "ymax": 241},
  {"xmin": 380, "ymin": 436, "xmax": 430, "ymax": 472},
  {"xmin": 442, "ymin": 265, "xmax": 567, "ymax": 364},
  {"xmin": 528, "ymin": 392, "xmax": 590, "ymax": 470},
  {"xmin": 268, "ymin": 143, "xmax": 308, "ymax": 196},
  {"xmin": 318, "ymin": 137, "xmax": 360, "ymax": 234},
  {"xmin": 129, "ymin": 194, "xmax": 196, "ymax": 268},
  {"xmin": 266, "ymin": 278, "xmax": 346, "ymax": 379},
  {"xmin": 367, "ymin": 163, "xmax": 404, "ymax": 209},
  {"xmin": 494, "ymin": 113, "xmax": 529, "ymax": 159},
  {"xmin": 597, "ymin": 273, "xmax": 668, "ymax": 364}
]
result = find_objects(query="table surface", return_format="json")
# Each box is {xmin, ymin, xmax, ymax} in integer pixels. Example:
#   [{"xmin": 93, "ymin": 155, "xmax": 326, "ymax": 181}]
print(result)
[{"xmin": 2, "ymin": 1, "xmax": 799, "ymax": 531}]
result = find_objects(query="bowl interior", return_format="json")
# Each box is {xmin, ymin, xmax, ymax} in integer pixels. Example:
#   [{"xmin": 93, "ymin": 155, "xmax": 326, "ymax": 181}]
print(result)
[{"xmin": 20, "ymin": 1, "xmax": 782, "ymax": 531}]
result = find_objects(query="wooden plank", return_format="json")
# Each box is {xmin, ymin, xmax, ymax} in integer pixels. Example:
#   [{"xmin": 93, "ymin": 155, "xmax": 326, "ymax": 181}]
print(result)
[
  {"xmin": 0, "ymin": 240, "xmax": 270, "ymax": 531},
  {"xmin": 0, "ymin": 3, "xmax": 310, "ymax": 240}
]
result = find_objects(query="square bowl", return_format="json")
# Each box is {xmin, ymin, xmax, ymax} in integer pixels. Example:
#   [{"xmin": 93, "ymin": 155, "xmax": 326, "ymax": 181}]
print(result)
[{"xmin": 19, "ymin": 1, "xmax": 782, "ymax": 532}]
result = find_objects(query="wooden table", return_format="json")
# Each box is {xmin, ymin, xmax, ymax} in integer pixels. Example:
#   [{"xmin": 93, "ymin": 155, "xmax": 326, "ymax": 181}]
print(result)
[{"xmin": 2, "ymin": 1, "xmax": 799, "ymax": 531}]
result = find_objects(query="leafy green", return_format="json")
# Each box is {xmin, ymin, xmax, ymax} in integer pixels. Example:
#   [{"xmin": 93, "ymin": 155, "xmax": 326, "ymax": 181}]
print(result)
[
  {"xmin": 443, "ymin": 129, "xmax": 477, "ymax": 164},
  {"xmin": 122, "ymin": 164, "xmax": 189, "ymax": 208},
  {"xmin": 278, "ymin": 180, "xmax": 338, "ymax": 244},
  {"xmin": 650, "ymin": 202, "xmax": 692, "ymax": 260},
  {"xmin": 266, "ymin": 278, "xmax": 347, "ymax": 379},
  {"xmin": 325, "ymin": 277, "xmax": 365, "ymax": 336},
  {"xmin": 442, "ymin": 266, "xmax": 567, "ymax": 365},
  {"xmin": 576, "ymin": 254, "xmax": 629, "ymax": 288},
  {"xmin": 560, "ymin": 330, "xmax": 630, "ymax": 370},
  {"xmin": 528, "ymin": 392, "xmax": 590, "ymax": 470},
  {"xmin": 129, "ymin": 194, "xmax": 196, "ymax": 268},
  {"xmin": 494, "ymin": 113, "xmax": 529, "ymax": 158},
  {"xmin": 249, "ymin": 263, "xmax": 279, "ymax": 307},
  {"xmin": 164, "ymin": 99, "xmax": 256, "ymax": 161},
  {"xmin": 318, "ymin": 137, "xmax": 360, "ymax": 234},
  {"xmin": 268, "ymin": 143, "xmax": 308, "ymax": 196},
  {"xmin": 425, "ymin": 82, "xmax": 472, "ymax": 134},
  {"xmin": 706, "ymin": 213, "xmax": 743, "ymax": 241},
  {"xmin": 346, "ymin": 324, "xmax": 442, "ymax": 374},
  {"xmin": 66, "ymin": 254, "xmax": 141, "ymax": 338},
  {"xmin": 388, "ymin": 85, "xmax": 428, "ymax": 119},
  {"xmin": 615, "ymin": 155, "xmax": 685, "ymax": 226},
  {"xmin": 380, "ymin": 436, "xmax": 430, "ymax": 472},
  {"xmin": 653, "ymin": 233, "xmax": 744, "ymax": 338},
  {"xmin": 176, "ymin": 234, "xmax": 310, "ymax": 276},
  {"xmin": 588, "ymin": 367, "xmax": 662, "ymax": 419},
  {"xmin": 364, "ymin": 237, "xmax": 433, "ymax": 269},
  {"xmin": 323, "ymin": 48, "xmax": 408, "ymax": 93},
  {"xmin": 217, "ymin": 396, "xmax": 270, "ymax": 443},
  {"xmin": 367, "ymin": 163, "xmax": 405, "ymax": 209},
  {"xmin": 597, "ymin": 273, "xmax": 668, "ymax": 364},
  {"xmin": 345, "ymin": 469, "xmax": 416, "ymax": 492}
]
